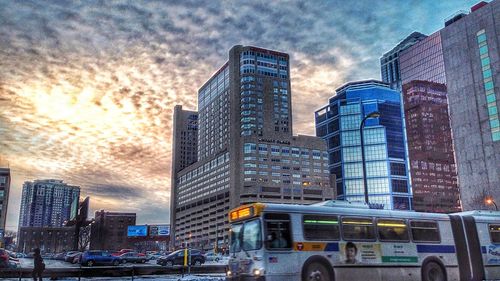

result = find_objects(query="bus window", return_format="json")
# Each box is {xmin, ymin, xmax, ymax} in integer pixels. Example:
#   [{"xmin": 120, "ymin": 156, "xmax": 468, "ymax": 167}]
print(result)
[
  {"xmin": 264, "ymin": 213, "xmax": 292, "ymax": 249},
  {"xmin": 242, "ymin": 219, "xmax": 262, "ymax": 251},
  {"xmin": 230, "ymin": 223, "xmax": 243, "ymax": 252},
  {"xmin": 489, "ymin": 224, "xmax": 500, "ymax": 243},
  {"xmin": 410, "ymin": 220, "xmax": 440, "ymax": 242},
  {"xmin": 341, "ymin": 217, "xmax": 375, "ymax": 241},
  {"xmin": 303, "ymin": 215, "xmax": 340, "ymax": 241},
  {"xmin": 377, "ymin": 218, "xmax": 409, "ymax": 242}
]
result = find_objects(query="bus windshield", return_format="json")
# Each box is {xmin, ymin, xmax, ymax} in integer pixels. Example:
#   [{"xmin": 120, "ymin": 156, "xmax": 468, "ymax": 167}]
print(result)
[{"xmin": 230, "ymin": 219, "xmax": 262, "ymax": 252}]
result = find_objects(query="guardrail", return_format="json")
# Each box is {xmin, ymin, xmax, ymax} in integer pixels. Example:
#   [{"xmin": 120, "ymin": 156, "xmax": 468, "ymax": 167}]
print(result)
[{"xmin": 0, "ymin": 264, "xmax": 227, "ymax": 279}]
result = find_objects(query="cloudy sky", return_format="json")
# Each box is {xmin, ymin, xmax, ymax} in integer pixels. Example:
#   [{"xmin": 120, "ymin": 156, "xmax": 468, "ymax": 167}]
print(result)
[{"xmin": 0, "ymin": 0, "xmax": 479, "ymax": 231}]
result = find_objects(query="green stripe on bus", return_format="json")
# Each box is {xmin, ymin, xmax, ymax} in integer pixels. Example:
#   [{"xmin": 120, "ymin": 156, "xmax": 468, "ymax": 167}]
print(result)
[{"xmin": 382, "ymin": 256, "xmax": 418, "ymax": 263}]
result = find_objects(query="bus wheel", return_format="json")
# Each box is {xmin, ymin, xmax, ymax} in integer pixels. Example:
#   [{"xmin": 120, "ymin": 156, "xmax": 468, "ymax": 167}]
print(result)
[
  {"xmin": 422, "ymin": 262, "xmax": 446, "ymax": 281},
  {"xmin": 303, "ymin": 262, "xmax": 332, "ymax": 281}
]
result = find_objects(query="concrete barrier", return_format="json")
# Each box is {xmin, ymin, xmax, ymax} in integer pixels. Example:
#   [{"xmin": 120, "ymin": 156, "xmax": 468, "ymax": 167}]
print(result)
[{"xmin": 0, "ymin": 264, "xmax": 227, "ymax": 278}]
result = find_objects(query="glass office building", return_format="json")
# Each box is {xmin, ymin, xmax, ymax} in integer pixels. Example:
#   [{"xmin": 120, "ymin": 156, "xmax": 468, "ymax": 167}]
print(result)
[
  {"xmin": 316, "ymin": 80, "xmax": 412, "ymax": 210},
  {"xmin": 18, "ymin": 179, "xmax": 80, "ymax": 228}
]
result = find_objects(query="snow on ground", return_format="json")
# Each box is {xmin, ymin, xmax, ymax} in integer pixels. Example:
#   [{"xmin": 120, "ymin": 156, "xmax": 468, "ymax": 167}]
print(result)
[{"xmin": 3, "ymin": 274, "xmax": 225, "ymax": 281}]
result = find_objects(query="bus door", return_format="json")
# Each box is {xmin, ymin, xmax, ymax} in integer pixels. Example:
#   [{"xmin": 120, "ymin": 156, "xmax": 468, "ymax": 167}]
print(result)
[
  {"xmin": 450, "ymin": 215, "xmax": 485, "ymax": 281},
  {"xmin": 263, "ymin": 213, "xmax": 297, "ymax": 276}
]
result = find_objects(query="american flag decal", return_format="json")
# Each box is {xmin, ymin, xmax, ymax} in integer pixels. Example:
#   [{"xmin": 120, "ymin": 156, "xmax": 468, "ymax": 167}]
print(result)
[{"xmin": 269, "ymin": 256, "xmax": 278, "ymax": 263}]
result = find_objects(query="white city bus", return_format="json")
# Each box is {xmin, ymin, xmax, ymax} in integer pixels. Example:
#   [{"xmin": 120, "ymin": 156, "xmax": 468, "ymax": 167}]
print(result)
[{"xmin": 225, "ymin": 200, "xmax": 500, "ymax": 281}]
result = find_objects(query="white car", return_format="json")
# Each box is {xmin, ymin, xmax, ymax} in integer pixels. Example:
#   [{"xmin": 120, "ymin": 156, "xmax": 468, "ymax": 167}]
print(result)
[{"xmin": 204, "ymin": 252, "xmax": 222, "ymax": 262}]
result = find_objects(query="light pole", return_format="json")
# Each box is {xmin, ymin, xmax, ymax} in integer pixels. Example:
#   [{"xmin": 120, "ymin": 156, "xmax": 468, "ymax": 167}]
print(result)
[
  {"xmin": 360, "ymin": 111, "xmax": 381, "ymax": 205},
  {"xmin": 485, "ymin": 197, "xmax": 498, "ymax": 211}
]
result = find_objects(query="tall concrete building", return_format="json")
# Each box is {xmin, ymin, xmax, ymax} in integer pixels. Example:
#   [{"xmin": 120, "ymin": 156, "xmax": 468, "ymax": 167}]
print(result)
[
  {"xmin": 170, "ymin": 46, "xmax": 333, "ymax": 249},
  {"xmin": 169, "ymin": 105, "xmax": 198, "ymax": 247},
  {"xmin": 316, "ymin": 80, "xmax": 412, "ymax": 210},
  {"xmin": 380, "ymin": 32, "xmax": 428, "ymax": 91},
  {"xmin": 18, "ymin": 179, "xmax": 80, "ymax": 228},
  {"xmin": 440, "ymin": 0, "xmax": 500, "ymax": 210},
  {"xmin": 0, "ymin": 168, "xmax": 11, "ymax": 237},
  {"xmin": 396, "ymin": 31, "xmax": 461, "ymax": 213},
  {"xmin": 90, "ymin": 210, "xmax": 136, "ymax": 251},
  {"xmin": 171, "ymin": 105, "xmax": 198, "ymax": 172}
]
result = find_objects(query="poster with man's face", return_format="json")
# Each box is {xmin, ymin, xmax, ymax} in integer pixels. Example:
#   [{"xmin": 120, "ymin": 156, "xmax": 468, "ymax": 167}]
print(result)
[{"xmin": 339, "ymin": 242, "xmax": 381, "ymax": 264}]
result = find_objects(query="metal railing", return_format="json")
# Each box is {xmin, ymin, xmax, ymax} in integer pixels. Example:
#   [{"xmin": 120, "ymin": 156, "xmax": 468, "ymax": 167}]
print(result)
[{"xmin": 0, "ymin": 264, "xmax": 226, "ymax": 279}]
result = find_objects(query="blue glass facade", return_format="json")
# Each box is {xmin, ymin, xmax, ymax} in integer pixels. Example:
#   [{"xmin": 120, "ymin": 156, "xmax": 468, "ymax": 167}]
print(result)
[{"xmin": 315, "ymin": 80, "xmax": 412, "ymax": 210}]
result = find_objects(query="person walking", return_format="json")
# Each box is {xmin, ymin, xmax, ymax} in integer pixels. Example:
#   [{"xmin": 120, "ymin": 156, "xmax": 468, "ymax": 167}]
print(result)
[{"xmin": 32, "ymin": 248, "xmax": 45, "ymax": 281}]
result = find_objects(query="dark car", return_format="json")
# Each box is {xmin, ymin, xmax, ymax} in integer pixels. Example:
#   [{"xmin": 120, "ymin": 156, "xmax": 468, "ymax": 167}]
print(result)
[
  {"xmin": 157, "ymin": 249, "xmax": 205, "ymax": 266},
  {"xmin": 119, "ymin": 252, "xmax": 147, "ymax": 263},
  {"xmin": 64, "ymin": 251, "xmax": 80, "ymax": 262},
  {"xmin": 54, "ymin": 252, "xmax": 67, "ymax": 260},
  {"xmin": 80, "ymin": 250, "xmax": 121, "ymax": 267}
]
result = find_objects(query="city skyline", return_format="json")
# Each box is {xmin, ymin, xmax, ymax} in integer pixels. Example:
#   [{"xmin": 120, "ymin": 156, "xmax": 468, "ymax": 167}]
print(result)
[{"xmin": 0, "ymin": 0, "xmax": 480, "ymax": 231}]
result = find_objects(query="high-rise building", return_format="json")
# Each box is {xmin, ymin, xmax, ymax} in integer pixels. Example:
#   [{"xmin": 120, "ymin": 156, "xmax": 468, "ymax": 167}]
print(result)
[
  {"xmin": 18, "ymin": 179, "xmax": 80, "ymax": 228},
  {"xmin": 315, "ymin": 80, "xmax": 412, "ymax": 210},
  {"xmin": 90, "ymin": 210, "xmax": 136, "ymax": 251},
  {"xmin": 402, "ymin": 81, "xmax": 460, "ymax": 212},
  {"xmin": 169, "ymin": 105, "xmax": 198, "ymax": 245},
  {"xmin": 171, "ymin": 105, "xmax": 198, "ymax": 172},
  {"xmin": 440, "ymin": 0, "xmax": 500, "ymax": 210},
  {"xmin": 380, "ymin": 32, "xmax": 428, "ymax": 91},
  {"xmin": 0, "ymin": 168, "xmax": 10, "ymax": 235},
  {"xmin": 396, "ymin": 31, "xmax": 461, "ymax": 213},
  {"xmin": 170, "ymin": 45, "xmax": 333, "ymax": 249}
]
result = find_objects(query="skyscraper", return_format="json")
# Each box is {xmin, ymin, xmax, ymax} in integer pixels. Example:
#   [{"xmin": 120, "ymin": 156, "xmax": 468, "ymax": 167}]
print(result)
[
  {"xmin": 315, "ymin": 80, "xmax": 412, "ymax": 210},
  {"xmin": 402, "ymin": 81, "xmax": 460, "ymax": 212},
  {"xmin": 18, "ymin": 179, "xmax": 80, "ymax": 228},
  {"xmin": 0, "ymin": 167, "xmax": 10, "ymax": 239},
  {"xmin": 170, "ymin": 46, "xmax": 333, "ymax": 249},
  {"xmin": 440, "ymin": 0, "xmax": 500, "ymax": 210},
  {"xmin": 380, "ymin": 32, "xmax": 428, "ymax": 91},
  {"xmin": 169, "ymin": 105, "xmax": 198, "ymax": 247},
  {"xmin": 171, "ymin": 105, "xmax": 198, "ymax": 172},
  {"xmin": 396, "ymin": 31, "xmax": 461, "ymax": 213}
]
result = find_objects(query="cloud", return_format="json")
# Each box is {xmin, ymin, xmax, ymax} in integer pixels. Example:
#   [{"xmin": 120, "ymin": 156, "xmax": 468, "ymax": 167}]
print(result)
[{"xmin": 0, "ymin": 0, "xmax": 479, "ymax": 230}]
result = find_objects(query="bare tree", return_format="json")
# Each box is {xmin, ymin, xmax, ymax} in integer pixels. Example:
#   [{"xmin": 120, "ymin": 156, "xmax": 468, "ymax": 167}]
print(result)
[
  {"xmin": 468, "ymin": 187, "xmax": 491, "ymax": 210},
  {"xmin": 78, "ymin": 224, "xmax": 92, "ymax": 252}
]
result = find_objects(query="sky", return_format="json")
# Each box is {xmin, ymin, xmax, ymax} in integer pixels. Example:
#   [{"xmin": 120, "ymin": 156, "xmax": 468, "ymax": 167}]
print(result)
[{"xmin": 0, "ymin": 0, "xmax": 480, "ymax": 231}]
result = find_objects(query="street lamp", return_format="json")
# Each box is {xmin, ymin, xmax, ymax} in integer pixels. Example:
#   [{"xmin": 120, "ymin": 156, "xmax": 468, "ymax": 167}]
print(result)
[
  {"xmin": 360, "ymin": 111, "xmax": 381, "ymax": 205},
  {"xmin": 485, "ymin": 197, "xmax": 498, "ymax": 211}
]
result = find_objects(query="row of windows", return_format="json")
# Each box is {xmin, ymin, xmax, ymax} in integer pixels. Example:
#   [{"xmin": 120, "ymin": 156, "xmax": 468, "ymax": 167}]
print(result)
[
  {"xmin": 244, "ymin": 143, "xmax": 327, "ymax": 159},
  {"xmin": 303, "ymin": 215, "xmax": 439, "ymax": 242},
  {"xmin": 198, "ymin": 66, "xmax": 229, "ymax": 110},
  {"xmin": 264, "ymin": 214, "xmax": 440, "ymax": 249},
  {"xmin": 179, "ymin": 153, "xmax": 229, "ymax": 184},
  {"xmin": 477, "ymin": 29, "xmax": 500, "ymax": 142}
]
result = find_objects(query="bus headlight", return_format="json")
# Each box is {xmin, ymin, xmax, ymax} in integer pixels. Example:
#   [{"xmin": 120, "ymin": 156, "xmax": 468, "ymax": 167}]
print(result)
[
  {"xmin": 253, "ymin": 268, "xmax": 263, "ymax": 276},
  {"xmin": 227, "ymin": 270, "xmax": 232, "ymax": 277}
]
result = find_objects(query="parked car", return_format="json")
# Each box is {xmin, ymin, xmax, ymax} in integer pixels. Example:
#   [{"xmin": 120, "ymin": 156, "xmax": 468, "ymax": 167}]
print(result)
[
  {"xmin": 81, "ymin": 250, "xmax": 121, "ymax": 267},
  {"xmin": 119, "ymin": 252, "xmax": 147, "ymax": 263},
  {"xmin": 9, "ymin": 256, "xmax": 20, "ymax": 268},
  {"xmin": 0, "ymin": 249, "xmax": 10, "ymax": 268},
  {"xmin": 146, "ymin": 252, "xmax": 163, "ymax": 260},
  {"xmin": 157, "ymin": 249, "xmax": 205, "ymax": 266},
  {"xmin": 64, "ymin": 251, "xmax": 81, "ymax": 262},
  {"xmin": 72, "ymin": 252, "xmax": 83, "ymax": 264},
  {"xmin": 111, "ymin": 249, "xmax": 134, "ymax": 256},
  {"xmin": 54, "ymin": 252, "xmax": 67, "ymax": 260},
  {"xmin": 204, "ymin": 252, "xmax": 223, "ymax": 262}
]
